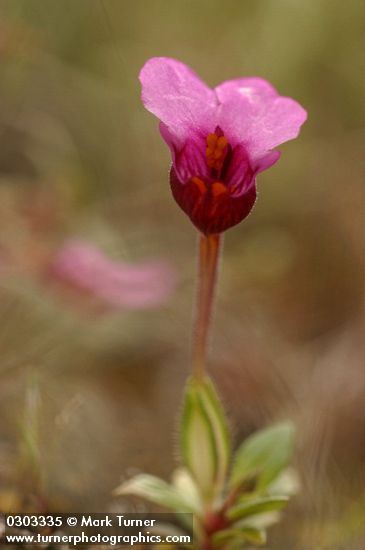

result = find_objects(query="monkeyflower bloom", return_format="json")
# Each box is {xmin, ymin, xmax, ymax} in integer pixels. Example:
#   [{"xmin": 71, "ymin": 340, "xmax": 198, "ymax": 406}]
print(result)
[
  {"xmin": 51, "ymin": 240, "xmax": 175, "ymax": 309},
  {"xmin": 140, "ymin": 57, "xmax": 307, "ymax": 234},
  {"xmin": 118, "ymin": 61, "xmax": 305, "ymax": 547}
]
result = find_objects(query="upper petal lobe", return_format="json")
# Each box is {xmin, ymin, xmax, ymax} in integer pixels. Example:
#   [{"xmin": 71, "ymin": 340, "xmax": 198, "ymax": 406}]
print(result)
[
  {"xmin": 139, "ymin": 57, "xmax": 217, "ymax": 143},
  {"xmin": 215, "ymin": 77, "xmax": 307, "ymax": 161}
]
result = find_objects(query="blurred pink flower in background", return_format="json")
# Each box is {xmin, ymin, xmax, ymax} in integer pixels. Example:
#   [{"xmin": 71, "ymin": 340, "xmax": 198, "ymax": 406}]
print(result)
[{"xmin": 51, "ymin": 240, "xmax": 176, "ymax": 309}]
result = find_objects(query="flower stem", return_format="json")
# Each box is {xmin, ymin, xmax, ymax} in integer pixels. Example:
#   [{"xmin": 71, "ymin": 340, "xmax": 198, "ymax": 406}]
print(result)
[{"xmin": 192, "ymin": 233, "xmax": 222, "ymax": 380}]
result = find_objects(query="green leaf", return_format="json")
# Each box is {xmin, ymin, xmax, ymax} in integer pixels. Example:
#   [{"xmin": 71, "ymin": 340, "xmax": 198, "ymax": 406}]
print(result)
[
  {"xmin": 114, "ymin": 474, "xmax": 196, "ymax": 512},
  {"xmin": 212, "ymin": 526, "xmax": 266, "ymax": 547},
  {"xmin": 181, "ymin": 381, "xmax": 217, "ymax": 499},
  {"xmin": 268, "ymin": 467, "xmax": 300, "ymax": 496},
  {"xmin": 235, "ymin": 511, "xmax": 281, "ymax": 530},
  {"xmin": 198, "ymin": 377, "xmax": 231, "ymax": 490},
  {"xmin": 229, "ymin": 422, "xmax": 295, "ymax": 490},
  {"xmin": 228, "ymin": 495, "xmax": 289, "ymax": 522},
  {"xmin": 171, "ymin": 467, "xmax": 203, "ymax": 514},
  {"xmin": 180, "ymin": 376, "xmax": 231, "ymax": 500}
]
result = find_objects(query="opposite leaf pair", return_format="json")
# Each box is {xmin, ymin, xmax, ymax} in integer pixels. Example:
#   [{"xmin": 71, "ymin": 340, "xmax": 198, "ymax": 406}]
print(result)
[{"xmin": 116, "ymin": 377, "xmax": 298, "ymax": 549}]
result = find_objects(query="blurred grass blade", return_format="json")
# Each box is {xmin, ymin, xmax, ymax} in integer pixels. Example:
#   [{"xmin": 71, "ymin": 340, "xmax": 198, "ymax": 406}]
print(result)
[
  {"xmin": 229, "ymin": 422, "xmax": 295, "ymax": 490},
  {"xmin": 21, "ymin": 372, "xmax": 42, "ymax": 469},
  {"xmin": 18, "ymin": 369, "xmax": 45, "ymax": 500}
]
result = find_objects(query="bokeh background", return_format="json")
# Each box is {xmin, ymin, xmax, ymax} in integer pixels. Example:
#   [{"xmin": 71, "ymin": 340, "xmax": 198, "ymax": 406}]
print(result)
[{"xmin": 0, "ymin": 0, "xmax": 365, "ymax": 548}]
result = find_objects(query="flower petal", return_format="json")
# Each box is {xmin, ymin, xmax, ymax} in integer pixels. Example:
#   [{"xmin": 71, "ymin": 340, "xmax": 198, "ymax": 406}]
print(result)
[
  {"xmin": 175, "ymin": 138, "xmax": 209, "ymax": 182},
  {"xmin": 224, "ymin": 144, "xmax": 254, "ymax": 194},
  {"xmin": 254, "ymin": 150, "xmax": 281, "ymax": 174},
  {"xmin": 216, "ymin": 77, "xmax": 307, "ymax": 160},
  {"xmin": 216, "ymin": 77, "xmax": 278, "ymax": 103},
  {"xmin": 139, "ymin": 57, "xmax": 217, "ymax": 142}
]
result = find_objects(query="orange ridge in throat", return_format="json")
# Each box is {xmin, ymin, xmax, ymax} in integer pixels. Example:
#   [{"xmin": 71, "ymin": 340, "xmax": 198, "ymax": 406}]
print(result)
[
  {"xmin": 206, "ymin": 130, "xmax": 228, "ymax": 172},
  {"xmin": 192, "ymin": 177, "xmax": 207, "ymax": 195}
]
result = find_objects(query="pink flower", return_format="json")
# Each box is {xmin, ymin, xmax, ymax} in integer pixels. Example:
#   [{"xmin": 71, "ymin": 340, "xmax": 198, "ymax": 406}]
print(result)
[
  {"xmin": 51, "ymin": 240, "xmax": 175, "ymax": 309},
  {"xmin": 139, "ymin": 57, "xmax": 307, "ymax": 234}
]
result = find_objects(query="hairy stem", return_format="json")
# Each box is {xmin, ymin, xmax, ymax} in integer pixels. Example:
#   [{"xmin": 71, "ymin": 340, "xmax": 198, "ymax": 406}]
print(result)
[{"xmin": 192, "ymin": 233, "xmax": 222, "ymax": 380}]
